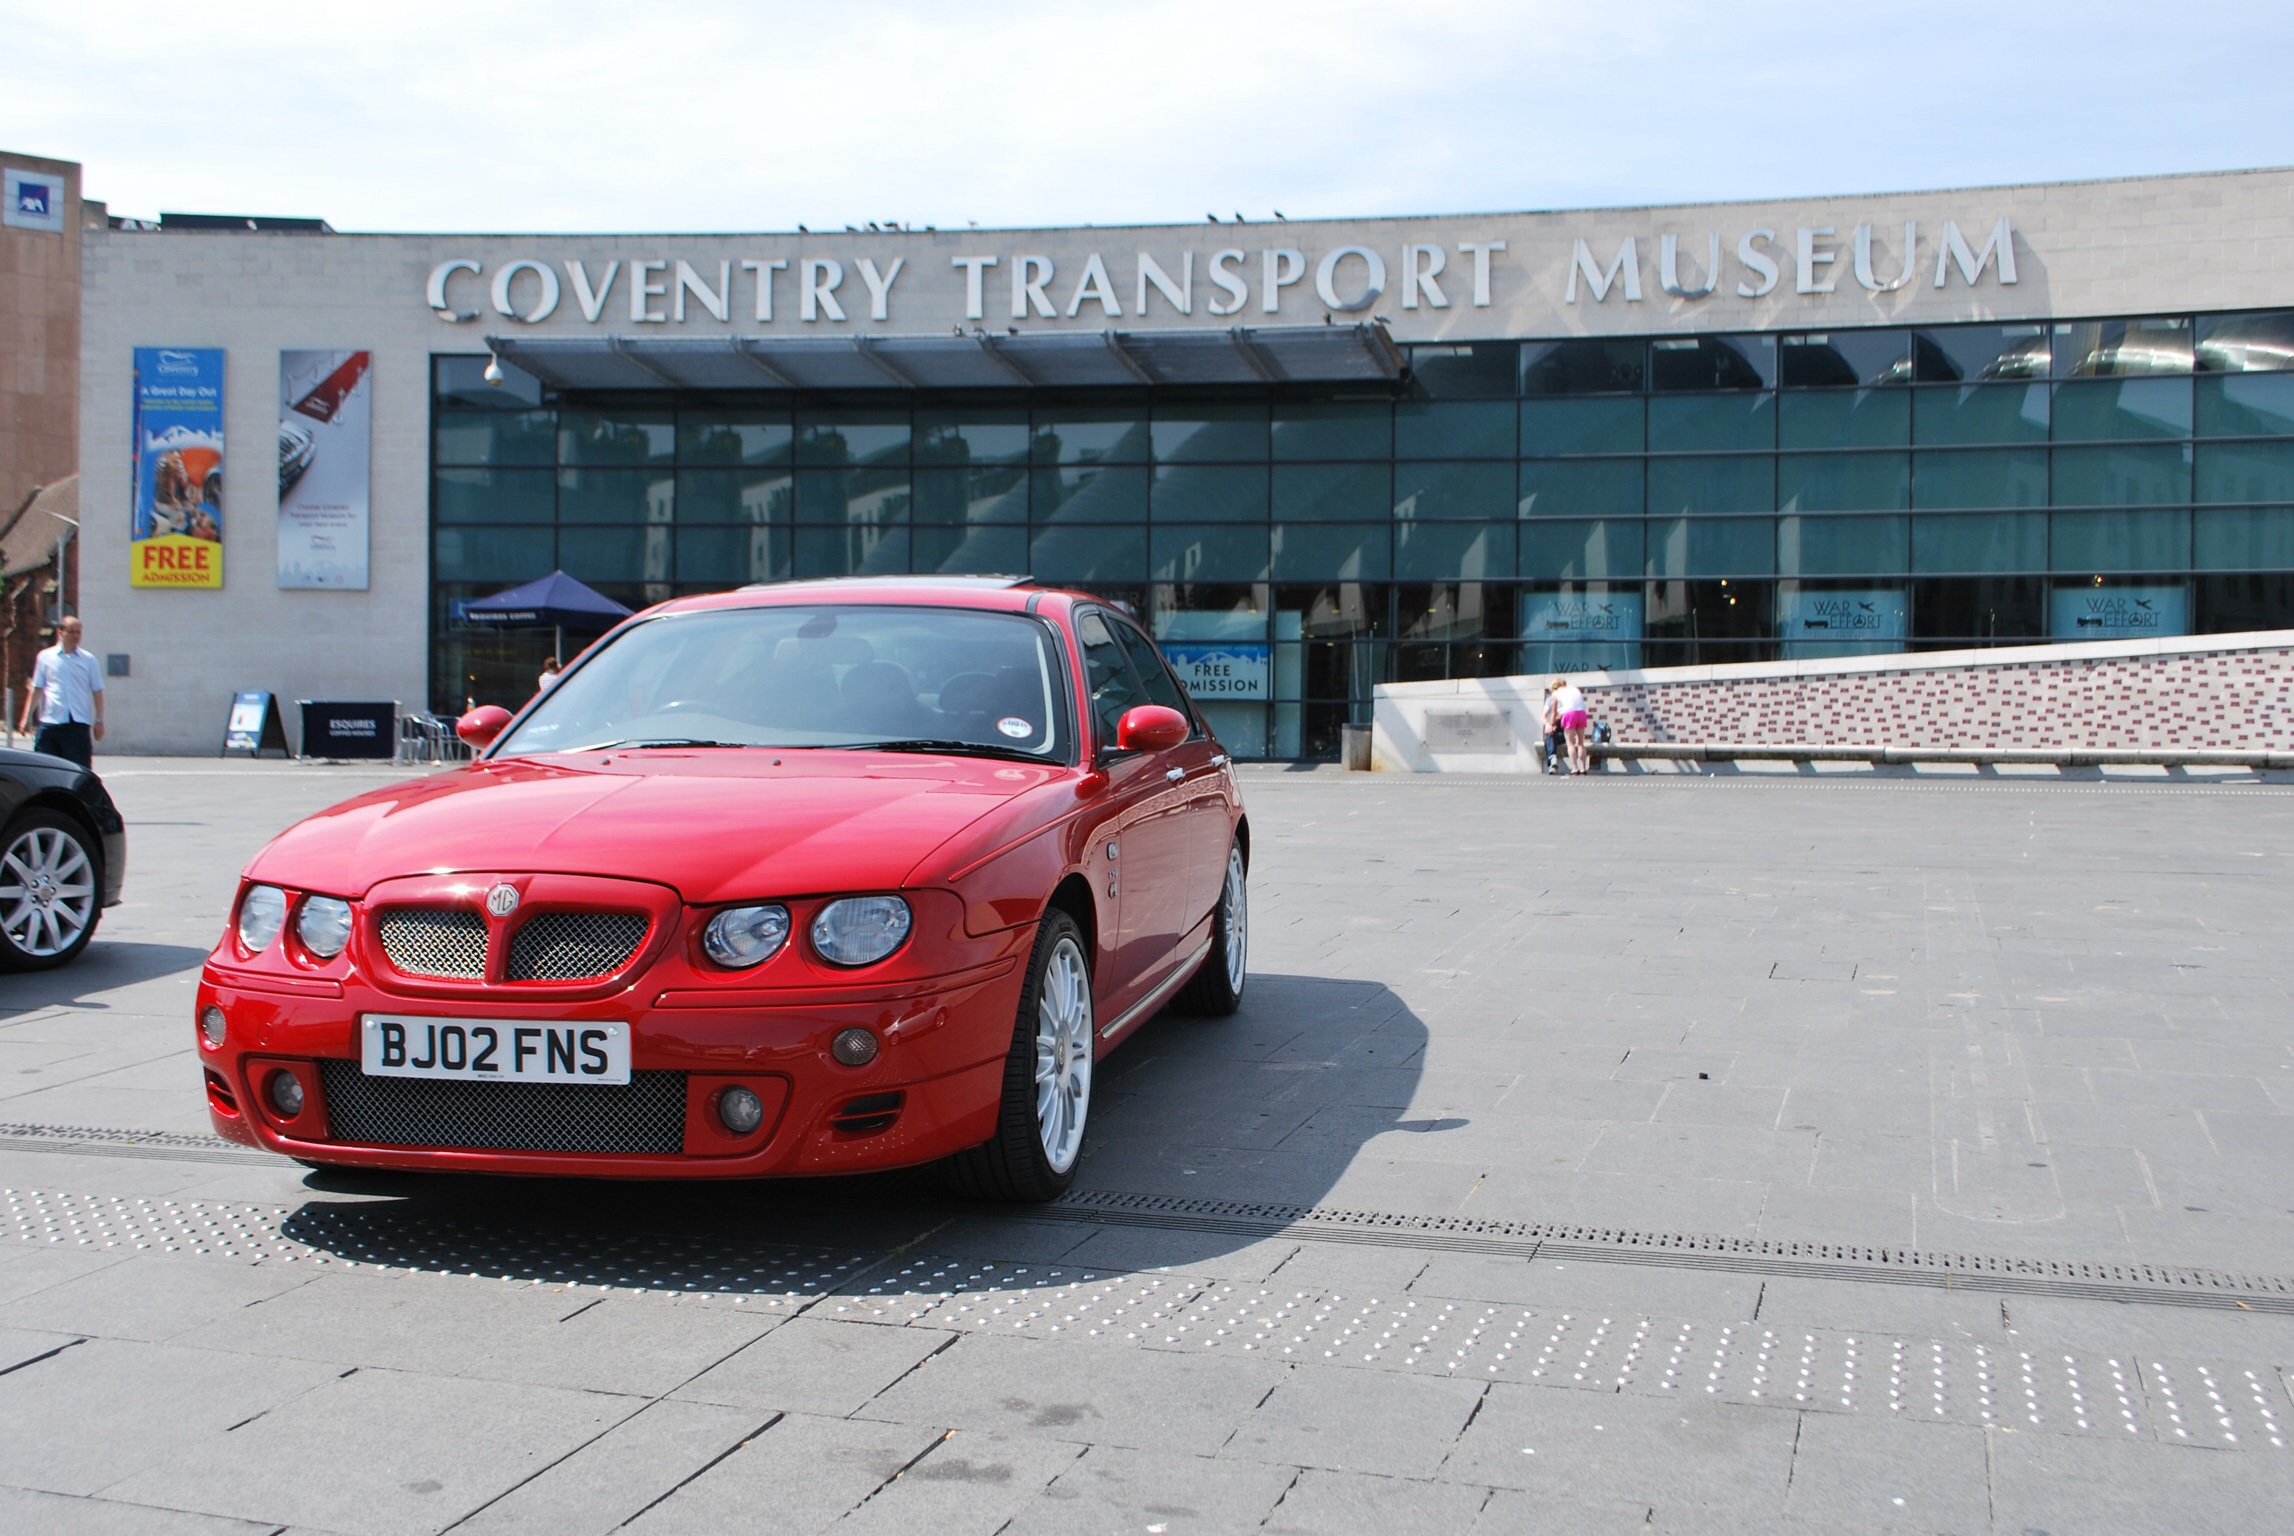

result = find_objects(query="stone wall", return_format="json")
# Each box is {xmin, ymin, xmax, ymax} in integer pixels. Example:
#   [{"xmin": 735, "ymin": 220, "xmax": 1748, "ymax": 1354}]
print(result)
[
  {"xmin": 1593, "ymin": 643, "xmax": 2294, "ymax": 752},
  {"xmin": 1373, "ymin": 632, "xmax": 2294, "ymax": 772}
]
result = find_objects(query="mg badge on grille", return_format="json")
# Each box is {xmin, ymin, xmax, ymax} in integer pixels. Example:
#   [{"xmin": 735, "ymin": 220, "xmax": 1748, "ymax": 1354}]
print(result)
[{"xmin": 486, "ymin": 883, "xmax": 521, "ymax": 919}]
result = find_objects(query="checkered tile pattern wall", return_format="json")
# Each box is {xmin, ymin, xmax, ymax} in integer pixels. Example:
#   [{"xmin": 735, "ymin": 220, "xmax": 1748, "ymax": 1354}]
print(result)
[{"xmin": 1589, "ymin": 647, "xmax": 2294, "ymax": 750}]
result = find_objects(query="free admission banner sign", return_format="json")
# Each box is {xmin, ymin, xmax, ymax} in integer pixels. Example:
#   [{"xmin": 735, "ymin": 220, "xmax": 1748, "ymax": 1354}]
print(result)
[
  {"xmin": 130, "ymin": 348, "xmax": 225, "ymax": 588},
  {"xmin": 278, "ymin": 350, "xmax": 373, "ymax": 589}
]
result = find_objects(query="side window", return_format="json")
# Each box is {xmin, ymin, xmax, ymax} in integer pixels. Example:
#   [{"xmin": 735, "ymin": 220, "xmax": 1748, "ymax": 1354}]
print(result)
[
  {"xmin": 1077, "ymin": 609, "xmax": 1147, "ymax": 751},
  {"xmin": 1114, "ymin": 623, "xmax": 1193, "ymax": 722}
]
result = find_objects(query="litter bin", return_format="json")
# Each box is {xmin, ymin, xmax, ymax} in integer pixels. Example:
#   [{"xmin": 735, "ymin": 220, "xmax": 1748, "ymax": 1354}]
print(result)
[{"xmin": 1340, "ymin": 724, "xmax": 1372, "ymax": 772}]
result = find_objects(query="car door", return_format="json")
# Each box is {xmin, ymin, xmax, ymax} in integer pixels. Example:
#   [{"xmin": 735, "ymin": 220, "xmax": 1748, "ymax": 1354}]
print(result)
[
  {"xmin": 1112, "ymin": 619, "xmax": 1231, "ymax": 937},
  {"xmin": 1076, "ymin": 608, "xmax": 1192, "ymax": 1018}
]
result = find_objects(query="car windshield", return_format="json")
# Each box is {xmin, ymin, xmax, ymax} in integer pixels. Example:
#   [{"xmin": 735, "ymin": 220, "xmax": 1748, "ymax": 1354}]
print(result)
[{"xmin": 496, "ymin": 604, "xmax": 1072, "ymax": 759}]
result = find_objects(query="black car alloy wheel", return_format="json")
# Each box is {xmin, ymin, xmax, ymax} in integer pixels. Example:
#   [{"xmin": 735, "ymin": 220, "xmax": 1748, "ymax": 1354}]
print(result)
[{"xmin": 0, "ymin": 809, "xmax": 102, "ymax": 970}]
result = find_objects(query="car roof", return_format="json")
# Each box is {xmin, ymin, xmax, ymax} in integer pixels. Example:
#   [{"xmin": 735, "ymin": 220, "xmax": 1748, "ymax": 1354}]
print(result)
[{"xmin": 645, "ymin": 575, "xmax": 1087, "ymax": 622}]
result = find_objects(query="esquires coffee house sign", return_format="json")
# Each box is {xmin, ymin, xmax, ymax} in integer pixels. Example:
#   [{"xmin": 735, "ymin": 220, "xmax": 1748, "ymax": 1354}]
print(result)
[{"xmin": 423, "ymin": 215, "xmax": 2021, "ymax": 333}]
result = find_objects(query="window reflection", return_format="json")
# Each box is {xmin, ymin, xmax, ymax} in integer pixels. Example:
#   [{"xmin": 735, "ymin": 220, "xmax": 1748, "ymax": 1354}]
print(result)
[
  {"xmin": 1520, "ymin": 339, "xmax": 1646, "ymax": 396},
  {"xmin": 1650, "ymin": 335, "xmax": 1777, "ymax": 391},
  {"xmin": 2054, "ymin": 318, "xmax": 2193, "ymax": 377},
  {"xmin": 1407, "ymin": 343, "xmax": 1520, "ymax": 398},
  {"xmin": 913, "ymin": 410, "xmax": 1029, "ymax": 468},
  {"xmin": 2196, "ymin": 313, "xmax": 2294, "ymax": 374},
  {"xmin": 1910, "ymin": 326, "xmax": 2050, "ymax": 382},
  {"xmin": 1780, "ymin": 332, "xmax": 1910, "ymax": 388}
]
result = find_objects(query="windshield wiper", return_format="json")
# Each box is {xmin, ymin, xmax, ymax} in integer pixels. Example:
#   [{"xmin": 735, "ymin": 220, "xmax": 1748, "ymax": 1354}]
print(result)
[
  {"xmin": 570, "ymin": 737, "xmax": 753, "ymax": 752},
  {"xmin": 837, "ymin": 738, "xmax": 1051, "ymax": 764}
]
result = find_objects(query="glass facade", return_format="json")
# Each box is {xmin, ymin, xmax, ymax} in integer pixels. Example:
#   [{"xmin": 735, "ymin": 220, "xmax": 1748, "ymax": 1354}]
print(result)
[{"xmin": 431, "ymin": 308, "xmax": 2294, "ymax": 755}]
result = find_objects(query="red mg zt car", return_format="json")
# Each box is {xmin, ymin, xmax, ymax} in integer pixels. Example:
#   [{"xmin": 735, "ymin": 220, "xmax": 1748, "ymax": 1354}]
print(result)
[{"xmin": 196, "ymin": 578, "xmax": 1247, "ymax": 1201}]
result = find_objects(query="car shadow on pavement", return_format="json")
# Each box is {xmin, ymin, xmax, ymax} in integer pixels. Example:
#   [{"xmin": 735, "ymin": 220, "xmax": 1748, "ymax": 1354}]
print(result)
[
  {"xmin": 0, "ymin": 941, "xmax": 213, "ymax": 1019},
  {"xmin": 278, "ymin": 972, "xmax": 1427, "ymax": 1289}
]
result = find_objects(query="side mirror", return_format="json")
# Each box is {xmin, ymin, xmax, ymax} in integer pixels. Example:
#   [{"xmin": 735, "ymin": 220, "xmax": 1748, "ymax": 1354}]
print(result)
[
  {"xmin": 456, "ymin": 705, "xmax": 513, "ymax": 750},
  {"xmin": 1115, "ymin": 704, "xmax": 1190, "ymax": 754}
]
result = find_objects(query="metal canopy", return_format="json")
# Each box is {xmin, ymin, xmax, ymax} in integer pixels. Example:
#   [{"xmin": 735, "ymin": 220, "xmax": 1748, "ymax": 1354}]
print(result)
[{"xmin": 482, "ymin": 322, "xmax": 1404, "ymax": 393}]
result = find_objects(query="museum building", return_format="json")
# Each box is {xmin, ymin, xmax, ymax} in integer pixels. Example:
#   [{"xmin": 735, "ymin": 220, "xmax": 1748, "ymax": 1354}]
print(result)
[{"xmin": 53, "ymin": 162, "xmax": 2294, "ymax": 756}]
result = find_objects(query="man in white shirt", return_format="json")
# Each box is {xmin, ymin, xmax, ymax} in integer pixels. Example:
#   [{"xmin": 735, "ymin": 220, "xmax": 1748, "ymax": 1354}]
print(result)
[{"xmin": 17, "ymin": 616, "xmax": 105, "ymax": 768}]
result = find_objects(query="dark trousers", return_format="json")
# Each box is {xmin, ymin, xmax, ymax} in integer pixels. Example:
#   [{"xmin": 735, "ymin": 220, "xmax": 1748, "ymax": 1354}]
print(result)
[
  {"xmin": 33, "ymin": 722, "xmax": 92, "ymax": 768},
  {"xmin": 1543, "ymin": 730, "xmax": 1563, "ymax": 770}
]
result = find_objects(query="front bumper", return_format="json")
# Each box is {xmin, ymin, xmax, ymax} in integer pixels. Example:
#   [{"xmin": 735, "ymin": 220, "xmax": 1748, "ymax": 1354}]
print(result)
[{"xmin": 196, "ymin": 951, "xmax": 1026, "ymax": 1178}]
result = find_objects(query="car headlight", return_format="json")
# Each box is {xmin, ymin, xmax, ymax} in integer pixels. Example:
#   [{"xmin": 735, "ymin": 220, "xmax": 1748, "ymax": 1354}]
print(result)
[
  {"xmin": 703, "ymin": 904, "xmax": 791, "ymax": 968},
  {"xmin": 237, "ymin": 885, "xmax": 287, "ymax": 953},
  {"xmin": 810, "ymin": 896, "xmax": 912, "ymax": 967},
  {"xmin": 297, "ymin": 896, "xmax": 353, "ymax": 958}
]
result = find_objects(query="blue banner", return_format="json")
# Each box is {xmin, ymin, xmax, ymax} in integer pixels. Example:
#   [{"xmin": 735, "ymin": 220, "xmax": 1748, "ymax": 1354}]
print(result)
[{"xmin": 131, "ymin": 347, "xmax": 225, "ymax": 588}]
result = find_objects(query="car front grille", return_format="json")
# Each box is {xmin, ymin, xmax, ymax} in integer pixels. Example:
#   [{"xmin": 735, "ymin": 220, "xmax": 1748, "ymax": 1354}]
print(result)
[
  {"xmin": 318, "ymin": 1061, "xmax": 687, "ymax": 1154},
  {"xmin": 377, "ymin": 911, "xmax": 487, "ymax": 978},
  {"xmin": 507, "ymin": 912, "xmax": 648, "ymax": 981}
]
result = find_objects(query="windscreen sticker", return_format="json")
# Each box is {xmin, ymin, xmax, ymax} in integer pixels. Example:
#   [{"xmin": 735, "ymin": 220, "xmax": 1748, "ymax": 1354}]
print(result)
[{"xmin": 997, "ymin": 716, "xmax": 1033, "ymax": 738}]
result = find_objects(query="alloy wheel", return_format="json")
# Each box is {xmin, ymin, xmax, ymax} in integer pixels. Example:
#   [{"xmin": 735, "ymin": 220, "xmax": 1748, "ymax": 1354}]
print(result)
[
  {"xmin": 1220, "ymin": 845, "xmax": 1248, "ymax": 994},
  {"xmin": 0, "ymin": 825, "xmax": 96, "ymax": 958},
  {"xmin": 1033, "ymin": 933, "xmax": 1093, "ymax": 1173}
]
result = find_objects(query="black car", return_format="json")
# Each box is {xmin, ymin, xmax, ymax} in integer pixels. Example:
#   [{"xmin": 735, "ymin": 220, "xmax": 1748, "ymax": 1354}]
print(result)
[{"xmin": 0, "ymin": 747, "xmax": 127, "ymax": 970}]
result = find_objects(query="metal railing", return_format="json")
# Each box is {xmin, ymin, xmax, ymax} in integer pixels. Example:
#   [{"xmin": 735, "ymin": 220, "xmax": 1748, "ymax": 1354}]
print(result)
[{"xmin": 395, "ymin": 711, "xmax": 471, "ymax": 767}]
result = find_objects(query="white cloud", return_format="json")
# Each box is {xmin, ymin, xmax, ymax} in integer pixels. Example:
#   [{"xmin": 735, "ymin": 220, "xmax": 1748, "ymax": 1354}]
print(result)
[{"xmin": 1, "ymin": 0, "xmax": 2284, "ymax": 231}]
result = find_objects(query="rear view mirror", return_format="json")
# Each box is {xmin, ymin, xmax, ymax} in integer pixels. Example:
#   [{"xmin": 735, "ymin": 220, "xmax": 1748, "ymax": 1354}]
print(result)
[
  {"xmin": 1115, "ymin": 704, "xmax": 1189, "ymax": 754},
  {"xmin": 456, "ymin": 706, "xmax": 512, "ymax": 749}
]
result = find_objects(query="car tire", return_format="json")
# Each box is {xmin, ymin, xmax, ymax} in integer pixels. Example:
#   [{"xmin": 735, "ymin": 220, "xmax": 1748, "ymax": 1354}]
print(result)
[
  {"xmin": 950, "ymin": 908, "xmax": 1093, "ymax": 1203},
  {"xmin": 0, "ymin": 808, "xmax": 103, "ymax": 972},
  {"xmin": 1173, "ymin": 838, "xmax": 1247, "ymax": 1017}
]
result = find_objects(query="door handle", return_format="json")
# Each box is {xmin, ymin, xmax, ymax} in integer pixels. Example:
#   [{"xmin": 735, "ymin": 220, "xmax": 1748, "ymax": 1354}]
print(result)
[
  {"xmin": 1210, "ymin": 754, "xmax": 1228, "ymax": 767},
  {"xmin": 1165, "ymin": 767, "xmax": 1186, "ymax": 782}
]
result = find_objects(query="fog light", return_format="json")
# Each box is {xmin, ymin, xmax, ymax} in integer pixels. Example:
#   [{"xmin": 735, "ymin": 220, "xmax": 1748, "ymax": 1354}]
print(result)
[
  {"xmin": 267, "ymin": 1070, "xmax": 305, "ymax": 1118},
  {"xmin": 200, "ymin": 1006, "xmax": 227, "ymax": 1046},
  {"xmin": 717, "ymin": 1085, "xmax": 765, "ymax": 1136},
  {"xmin": 830, "ymin": 1028, "xmax": 879, "ymax": 1067}
]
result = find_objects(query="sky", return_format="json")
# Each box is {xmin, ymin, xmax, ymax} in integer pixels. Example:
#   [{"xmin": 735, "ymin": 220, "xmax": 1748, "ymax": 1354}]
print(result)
[{"xmin": 3, "ymin": 0, "xmax": 2290, "ymax": 233}]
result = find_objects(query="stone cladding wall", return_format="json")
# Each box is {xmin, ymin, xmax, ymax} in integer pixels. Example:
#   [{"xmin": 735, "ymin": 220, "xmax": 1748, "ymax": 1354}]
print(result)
[{"xmin": 1588, "ymin": 646, "xmax": 2294, "ymax": 751}]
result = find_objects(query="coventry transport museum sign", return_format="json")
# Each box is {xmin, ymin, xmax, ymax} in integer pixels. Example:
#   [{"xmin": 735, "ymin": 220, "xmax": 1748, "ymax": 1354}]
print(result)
[{"xmin": 425, "ymin": 217, "xmax": 2019, "ymax": 329}]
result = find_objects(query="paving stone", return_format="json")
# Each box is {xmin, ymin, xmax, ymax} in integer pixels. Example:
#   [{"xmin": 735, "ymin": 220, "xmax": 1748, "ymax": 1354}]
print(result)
[
  {"xmin": 832, "ymin": 1428, "xmax": 1083, "ymax": 1535},
  {"xmin": 1411, "ymin": 1255, "xmax": 1763, "ymax": 1322},
  {"xmin": 864, "ymin": 1333, "xmax": 1285, "ymax": 1457},
  {"xmin": 1780, "ymin": 1411, "xmax": 1991, "ymax": 1532},
  {"xmin": 1261, "ymin": 1466, "xmax": 1498, "ymax": 1534},
  {"xmin": 0, "ymin": 1249, "xmax": 313, "ymax": 1343},
  {"xmin": 621, "ymin": 1412, "xmax": 946, "ymax": 1536},
  {"xmin": 1470, "ymin": 1487, "xmax": 1655, "ymax": 1534},
  {"xmin": 674, "ymin": 1317, "xmax": 958, "ymax": 1418},
  {"xmin": 1990, "ymin": 1427, "xmax": 2294, "ymax": 1534},
  {"xmin": 0, "ymin": 1322, "xmax": 82, "ymax": 1373},
  {"xmin": 0, "ymin": 1485, "xmax": 281, "ymax": 1534},
  {"xmin": 0, "ymin": 1337, "xmax": 341, "ymax": 1496},
  {"xmin": 1440, "ymin": 1384, "xmax": 1800, "ymax": 1510},
  {"xmin": 1000, "ymin": 1444, "xmax": 1295, "ymax": 1535},
  {"xmin": 1223, "ymin": 1366, "xmax": 1484, "ymax": 1477},
  {"xmin": 1747, "ymin": 1277, "xmax": 2008, "ymax": 1342},
  {"xmin": 102, "ymin": 1364, "xmax": 634, "ymax": 1536},
  {"xmin": 176, "ymin": 1269, "xmax": 778, "ymax": 1395},
  {"xmin": 455, "ymin": 1398, "xmax": 772, "ymax": 1536}
]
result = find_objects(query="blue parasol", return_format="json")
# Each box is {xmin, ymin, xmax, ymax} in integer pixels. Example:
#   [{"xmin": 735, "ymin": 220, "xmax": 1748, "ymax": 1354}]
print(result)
[{"xmin": 462, "ymin": 570, "xmax": 634, "ymax": 659}]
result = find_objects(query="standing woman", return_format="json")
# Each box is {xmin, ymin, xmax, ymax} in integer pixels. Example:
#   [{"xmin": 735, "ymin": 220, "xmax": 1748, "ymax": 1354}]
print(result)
[{"xmin": 1551, "ymin": 676, "xmax": 1592, "ymax": 775}]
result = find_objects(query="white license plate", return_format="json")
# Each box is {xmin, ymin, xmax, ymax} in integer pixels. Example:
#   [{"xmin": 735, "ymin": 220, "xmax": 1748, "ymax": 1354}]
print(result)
[{"xmin": 359, "ymin": 1015, "xmax": 630, "ymax": 1085}]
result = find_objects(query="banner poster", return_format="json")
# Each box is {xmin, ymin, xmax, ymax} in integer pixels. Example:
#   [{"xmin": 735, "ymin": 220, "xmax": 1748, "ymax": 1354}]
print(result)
[
  {"xmin": 130, "ymin": 347, "xmax": 225, "ymax": 588},
  {"xmin": 278, "ymin": 349, "xmax": 373, "ymax": 589},
  {"xmin": 1162, "ymin": 642, "xmax": 1271, "ymax": 700},
  {"xmin": 2049, "ymin": 584, "xmax": 2189, "ymax": 640},
  {"xmin": 1519, "ymin": 589, "xmax": 1643, "ymax": 671},
  {"xmin": 1779, "ymin": 587, "xmax": 1911, "ymax": 658}
]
